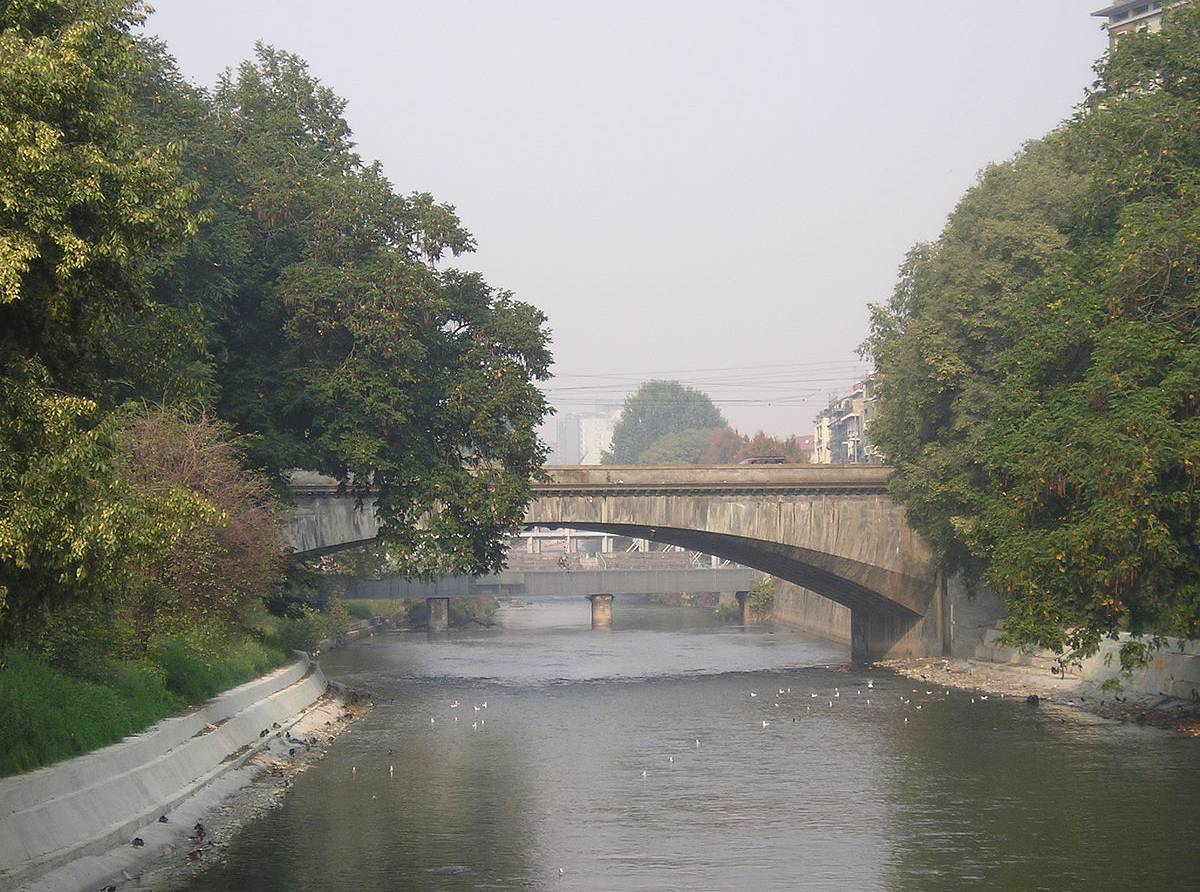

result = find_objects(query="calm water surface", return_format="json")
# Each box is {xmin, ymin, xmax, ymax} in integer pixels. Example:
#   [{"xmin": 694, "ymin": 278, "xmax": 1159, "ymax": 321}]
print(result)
[{"xmin": 180, "ymin": 598, "xmax": 1200, "ymax": 891}]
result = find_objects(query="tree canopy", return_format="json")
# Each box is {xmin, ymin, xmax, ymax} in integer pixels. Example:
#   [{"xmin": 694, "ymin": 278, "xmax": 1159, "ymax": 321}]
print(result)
[
  {"xmin": 865, "ymin": 3, "xmax": 1200, "ymax": 665},
  {"xmin": 603, "ymin": 380, "xmax": 726, "ymax": 464},
  {"xmin": 0, "ymin": 4, "xmax": 554, "ymax": 661}
]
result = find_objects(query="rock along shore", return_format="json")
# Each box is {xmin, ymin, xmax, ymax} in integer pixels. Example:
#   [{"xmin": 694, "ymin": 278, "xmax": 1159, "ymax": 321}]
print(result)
[{"xmin": 880, "ymin": 656, "xmax": 1200, "ymax": 736}]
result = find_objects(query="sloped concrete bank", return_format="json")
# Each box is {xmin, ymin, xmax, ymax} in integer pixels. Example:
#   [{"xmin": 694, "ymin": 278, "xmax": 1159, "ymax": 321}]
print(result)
[{"xmin": 0, "ymin": 657, "xmax": 355, "ymax": 891}]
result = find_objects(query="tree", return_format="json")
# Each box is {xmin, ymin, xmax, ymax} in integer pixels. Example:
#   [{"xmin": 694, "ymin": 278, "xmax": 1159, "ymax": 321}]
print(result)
[
  {"xmin": 734, "ymin": 431, "xmax": 810, "ymax": 463},
  {"xmin": 603, "ymin": 380, "xmax": 727, "ymax": 464},
  {"xmin": 124, "ymin": 45, "xmax": 553, "ymax": 578},
  {"xmin": 640, "ymin": 428, "xmax": 726, "ymax": 464},
  {"xmin": 0, "ymin": 1, "xmax": 202, "ymax": 657},
  {"xmin": 0, "ymin": 1, "xmax": 196, "ymax": 391},
  {"xmin": 864, "ymin": 3, "xmax": 1200, "ymax": 666}
]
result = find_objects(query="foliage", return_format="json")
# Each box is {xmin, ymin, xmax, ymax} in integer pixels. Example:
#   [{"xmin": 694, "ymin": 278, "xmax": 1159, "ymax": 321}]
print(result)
[
  {"xmin": 733, "ymin": 431, "xmax": 810, "ymax": 463},
  {"xmin": 640, "ymin": 428, "xmax": 726, "ymax": 464},
  {"xmin": 270, "ymin": 607, "xmax": 328, "ymax": 653},
  {"xmin": 0, "ymin": 635, "xmax": 286, "ymax": 776},
  {"xmin": 864, "ymin": 4, "xmax": 1200, "ymax": 665},
  {"xmin": 603, "ymin": 380, "xmax": 727, "ymax": 464},
  {"xmin": 147, "ymin": 634, "xmax": 284, "ymax": 704},
  {"xmin": 126, "ymin": 45, "xmax": 553, "ymax": 578},
  {"xmin": 0, "ymin": 1, "xmax": 196, "ymax": 392},
  {"xmin": 0, "ymin": 373, "xmax": 213, "ymax": 664},
  {"xmin": 119, "ymin": 408, "xmax": 285, "ymax": 640},
  {"xmin": 746, "ymin": 576, "xmax": 775, "ymax": 613}
]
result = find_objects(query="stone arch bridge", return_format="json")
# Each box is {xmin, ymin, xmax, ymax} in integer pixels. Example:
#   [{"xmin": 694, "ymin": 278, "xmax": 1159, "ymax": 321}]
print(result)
[{"xmin": 285, "ymin": 466, "xmax": 950, "ymax": 660}]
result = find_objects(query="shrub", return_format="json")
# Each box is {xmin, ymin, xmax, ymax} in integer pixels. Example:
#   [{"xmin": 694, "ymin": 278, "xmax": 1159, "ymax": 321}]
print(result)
[{"xmin": 0, "ymin": 649, "xmax": 180, "ymax": 776}]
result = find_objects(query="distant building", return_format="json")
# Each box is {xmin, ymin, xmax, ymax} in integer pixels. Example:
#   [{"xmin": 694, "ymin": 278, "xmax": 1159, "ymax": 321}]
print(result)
[
  {"xmin": 1093, "ymin": 2, "xmax": 1177, "ymax": 48},
  {"xmin": 813, "ymin": 378, "xmax": 880, "ymax": 464},
  {"xmin": 579, "ymin": 411, "xmax": 620, "ymax": 464},
  {"xmin": 548, "ymin": 409, "xmax": 619, "ymax": 464},
  {"xmin": 551, "ymin": 414, "xmax": 581, "ymax": 464}
]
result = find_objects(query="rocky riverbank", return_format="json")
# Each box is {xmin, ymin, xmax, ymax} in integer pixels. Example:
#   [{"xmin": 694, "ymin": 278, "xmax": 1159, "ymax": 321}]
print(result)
[
  {"xmin": 130, "ymin": 690, "xmax": 372, "ymax": 892},
  {"xmin": 880, "ymin": 656, "xmax": 1200, "ymax": 736}
]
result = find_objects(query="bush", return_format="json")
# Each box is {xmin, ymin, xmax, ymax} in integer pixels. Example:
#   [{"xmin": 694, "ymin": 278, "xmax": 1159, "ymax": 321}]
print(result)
[
  {"xmin": 0, "ymin": 649, "xmax": 180, "ymax": 776},
  {"xmin": 346, "ymin": 601, "xmax": 376, "ymax": 620},
  {"xmin": 272, "ymin": 608, "xmax": 327, "ymax": 653},
  {"xmin": 147, "ymin": 634, "xmax": 288, "ymax": 704}
]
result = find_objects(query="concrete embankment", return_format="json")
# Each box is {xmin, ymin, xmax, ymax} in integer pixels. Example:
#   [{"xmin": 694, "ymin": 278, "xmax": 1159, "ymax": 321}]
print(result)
[
  {"xmin": 0, "ymin": 657, "xmax": 336, "ymax": 890},
  {"xmin": 974, "ymin": 628, "xmax": 1200, "ymax": 702},
  {"xmin": 883, "ymin": 630, "xmax": 1200, "ymax": 734}
]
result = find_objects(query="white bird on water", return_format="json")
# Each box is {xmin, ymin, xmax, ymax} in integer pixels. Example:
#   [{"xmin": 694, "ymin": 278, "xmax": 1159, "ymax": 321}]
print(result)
[
  {"xmin": 749, "ymin": 692, "xmax": 758, "ymax": 698},
  {"xmin": 761, "ymin": 720, "xmax": 770, "ymax": 728},
  {"xmin": 829, "ymin": 700, "xmax": 833, "ymax": 708},
  {"xmin": 695, "ymin": 739, "xmax": 701, "ymax": 748},
  {"xmin": 389, "ymin": 765, "xmax": 394, "ymax": 778},
  {"xmin": 641, "ymin": 770, "xmax": 647, "ymax": 778},
  {"xmin": 351, "ymin": 766, "xmax": 356, "ymax": 776},
  {"xmin": 867, "ymin": 679, "xmax": 874, "ymax": 688},
  {"xmin": 450, "ymin": 700, "xmax": 460, "ymax": 709},
  {"xmin": 668, "ymin": 756, "xmax": 674, "ymax": 764}
]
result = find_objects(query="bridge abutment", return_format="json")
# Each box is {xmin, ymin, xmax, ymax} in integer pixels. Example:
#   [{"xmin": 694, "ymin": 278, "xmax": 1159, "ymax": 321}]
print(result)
[
  {"xmin": 850, "ymin": 575, "xmax": 950, "ymax": 661},
  {"xmin": 588, "ymin": 594, "xmax": 613, "ymax": 630},
  {"xmin": 427, "ymin": 597, "xmax": 450, "ymax": 632}
]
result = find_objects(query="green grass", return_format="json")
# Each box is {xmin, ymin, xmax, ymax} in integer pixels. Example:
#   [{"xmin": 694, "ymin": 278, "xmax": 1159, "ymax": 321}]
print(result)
[{"xmin": 0, "ymin": 636, "xmax": 290, "ymax": 777}]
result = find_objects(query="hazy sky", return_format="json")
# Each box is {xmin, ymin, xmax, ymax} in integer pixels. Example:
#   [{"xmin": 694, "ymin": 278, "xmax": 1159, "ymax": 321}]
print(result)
[{"xmin": 143, "ymin": 1, "xmax": 1108, "ymax": 436}]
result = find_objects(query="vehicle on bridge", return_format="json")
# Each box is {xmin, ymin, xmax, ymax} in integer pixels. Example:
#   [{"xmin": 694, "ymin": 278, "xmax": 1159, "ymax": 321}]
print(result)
[{"xmin": 737, "ymin": 455, "xmax": 790, "ymax": 465}]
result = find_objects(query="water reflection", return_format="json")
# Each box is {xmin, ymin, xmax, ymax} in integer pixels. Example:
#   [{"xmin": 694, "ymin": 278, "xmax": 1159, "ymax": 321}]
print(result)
[{"xmin": 177, "ymin": 598, "xmax": 1199, "ymax": 891}]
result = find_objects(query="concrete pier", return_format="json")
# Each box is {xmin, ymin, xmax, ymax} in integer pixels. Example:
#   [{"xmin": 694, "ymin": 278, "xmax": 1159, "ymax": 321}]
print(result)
[
  {"xmin": 588, "ymin": 593, "xmax": 613, "ymax": 630},
  {"xmin": 735, "ymin": 591, "xmax": 750, "ymax": 625},
  {"xmin": 427, "ymin": 597, "xmax": 450, "ymax": 632}
]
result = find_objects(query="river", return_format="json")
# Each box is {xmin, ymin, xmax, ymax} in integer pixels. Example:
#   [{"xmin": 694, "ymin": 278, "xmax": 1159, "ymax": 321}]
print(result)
[{"xmin": 177, "ymin": 598, "xmax": 1200, "ymax": 891}]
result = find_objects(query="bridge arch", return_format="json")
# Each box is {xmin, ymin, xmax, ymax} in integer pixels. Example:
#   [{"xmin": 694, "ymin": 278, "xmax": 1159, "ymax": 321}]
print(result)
[{"xmin": 285, "ymin": 465, "xmax": 950, "ymax": 660}]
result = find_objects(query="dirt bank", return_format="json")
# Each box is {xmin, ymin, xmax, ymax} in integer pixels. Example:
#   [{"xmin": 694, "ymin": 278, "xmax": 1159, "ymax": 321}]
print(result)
[{"xmin": 880, "ymin": 657, "xmax": 1200, "ymax": 736}]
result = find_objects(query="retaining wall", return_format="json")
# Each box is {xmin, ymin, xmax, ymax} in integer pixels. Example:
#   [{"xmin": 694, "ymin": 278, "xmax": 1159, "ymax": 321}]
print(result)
[
  {"xmin": 0, "ymin": 659, "xmax": 329, "ymax": 887},
  {"xmin": 976, "ymin": 629, "xmax": 1200, "ymax": 701}
]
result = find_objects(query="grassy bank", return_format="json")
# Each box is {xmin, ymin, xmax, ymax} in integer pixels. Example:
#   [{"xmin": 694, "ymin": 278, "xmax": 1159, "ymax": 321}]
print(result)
[{"xmin": 0, "ymin": 636, "xmax": 288, "ymax": 777}]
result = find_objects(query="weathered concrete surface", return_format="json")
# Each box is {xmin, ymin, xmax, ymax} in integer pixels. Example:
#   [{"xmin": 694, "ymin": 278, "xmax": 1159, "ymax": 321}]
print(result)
[
  {"xmin": 0, "ymin": 660, "xmax": 328, "ymax": 888},
  {"xmin": 286, "ymin": 466, "xmax": 945, "ymax": 659},
  {"xmin": 525, "ymin": 466, "xmax": 941, "ymax": 659},
  {"xmin": 427, "ymin": 597, "xmax": 450, "ymax": 632},
  {"xmin": 772, "ymin": 581, "xmax": 851, "ymax": 645},
  {"xmin": 976, "ymin": 629, "xmax": 1200, "ymax": 702},
  {"xmin": 340, "ymin": 567, "xmax": 755, "ymax": 600},
  {"xmin": 283, "ymin": 471, "xmax": 380, "ymax": 554},
  {"xmin": 588, "ymin": 593, "xmax": 614, "ymax": 630}
]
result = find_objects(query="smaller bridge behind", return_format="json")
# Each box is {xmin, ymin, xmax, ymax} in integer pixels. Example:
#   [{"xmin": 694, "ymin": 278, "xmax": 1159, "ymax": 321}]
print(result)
[{"xmin": 342, "ymin": 567, "xmax": 754, "ymax": 600}]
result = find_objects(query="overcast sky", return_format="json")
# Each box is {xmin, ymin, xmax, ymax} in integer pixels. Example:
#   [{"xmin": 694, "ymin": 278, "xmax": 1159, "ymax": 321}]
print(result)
[{"xmin": 144, "ymin": 1, "xmax": 1109, "ymax": 436}]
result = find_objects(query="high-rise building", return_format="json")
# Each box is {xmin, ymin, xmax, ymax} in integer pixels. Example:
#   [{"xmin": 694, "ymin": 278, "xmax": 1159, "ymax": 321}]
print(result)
[{"xmin": 1092, "ymin": 2, "xmax": 1177, "ymax": 48}]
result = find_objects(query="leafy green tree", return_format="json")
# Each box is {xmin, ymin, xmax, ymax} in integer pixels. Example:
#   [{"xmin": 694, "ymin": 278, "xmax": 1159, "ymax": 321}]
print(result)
[
  {"xmin": 0, "ymin": 1, "xmax": 196, "ymax": 390},
  {"xmin": 603, "ymin": 380, "xmax": 727, "ymax": 464},
  {"xmin": 0, "ymin": 1, "xmax": 203, "ymax": 657},
  {"xmin": 865, "ymin": 3, "xmax": 1200, "ymax": 665},
  {"xmin": 127, "ymin": 45, "xmax": 553, "ymax": 577},
  {"xmin": 640, "ymin": 428, "xmax": 726, "ymax": 464}
]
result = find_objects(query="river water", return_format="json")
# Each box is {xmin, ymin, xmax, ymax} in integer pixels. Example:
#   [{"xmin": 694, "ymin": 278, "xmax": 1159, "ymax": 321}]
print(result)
[{"xmin": 179, "ymin": 598, "xmax": 1199, "ymax": 891}]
